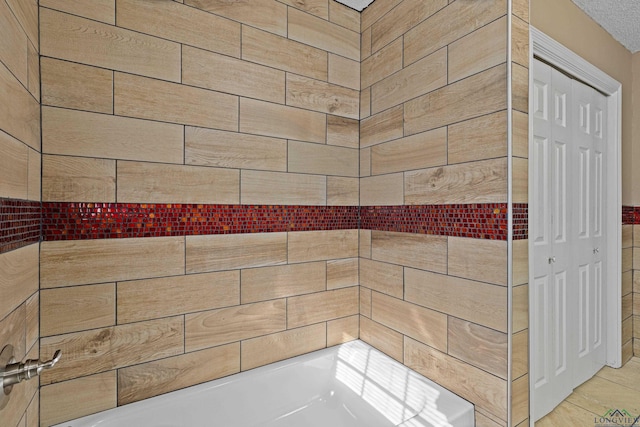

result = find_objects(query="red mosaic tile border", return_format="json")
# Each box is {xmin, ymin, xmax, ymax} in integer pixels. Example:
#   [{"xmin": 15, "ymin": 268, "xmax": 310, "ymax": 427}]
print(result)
[
  {"xmin": 0, "ymin": 198, "xmax": 41, "ymax": 254},
  {"xmin": 622, "ymin": 206, "xmax": 640, "ymax": 225}
]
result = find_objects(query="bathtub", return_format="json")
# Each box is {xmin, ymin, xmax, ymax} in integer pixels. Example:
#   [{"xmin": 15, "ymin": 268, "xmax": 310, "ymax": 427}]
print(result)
[{"xmin": 54, "ymin": 340, "xmax": 474, "ymax": 427}]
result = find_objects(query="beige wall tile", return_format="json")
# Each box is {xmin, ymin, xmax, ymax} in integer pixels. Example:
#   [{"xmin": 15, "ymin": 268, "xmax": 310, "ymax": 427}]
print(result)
[
  {"xmin": 41, "ymin": 237, "xmax": 185, "ymax": 288},
  {"xmin": 622, "ymin": 293, "xmax": 633, "ymax": 320},
  {"xmin": 448, "ymin": 111, "xmax": 508, "ymax": 164},
  {"xmin": 328, "ymin": 54, "xmax": 360, "ymax": 91},
  {"xmin": 513, "ymin": 0, "xmax": 529, "ymax": 22},
  {"xmin": 118, "ymin": 271, "xmax": 240, "ymax": 324},
  {"xmin": 448, "ymin": 317, "xmax": 508, "ymax": 379},
  {"xmin": 371, "ymin": 231, "xmax": 448, "ymax": 273},
  {"xmin": 40, "ymin": 372, "xmax": 117, "ymax": 427},
  {"xmin": 25, "ymin": 292, "xmax": 38, "ymax": 351},
  {"xmin": 288, "ymin": 7, "xmax": 359, "ymax": 60},
  {"xmin": 512, "ymin": 63, "xmax": 529, "ymax": 113},
  {"xmin": 118, "ymin": 344, "xmax": 240, "ymax": 405},
  {"xmin": 622, "ymin": 224, "xmax": 633, "ymax": 249},
  {"xmin": 405, "ymin": 65, "xmax": 507, "ymax": 135},
  {"xmin": 40, "ymin": 0, "xmax": 115, "ymax": 24},
  {"xmin": 185, "ymin": 127, "xmax": 286, "ymax": 172},
  {"xmin": 476, "ymin": 412, "xmax": 506, "ymax": 427},
  {"xmin": 241, "ymin": 262, "xmax": 326, "ymax": 304},
  {"xmin": 405, "ymin": 268, "xmax": 508, "ymax": 332},
  {"xmin": 360, "ymin": 147, "xmax": 371, "ymax": 176},
  {"xmin": 513, "ymin": 239, "xmax": 529, "ymax": 286},
  {"xmin": 361, "ymin": 0, "xmax": 402, "ymax": 30},
  {"xmin": 0, "ymin": 304, "xmax": 26, "ymax": 366},
  {"xmin": 327, "ymin": 315, "xmax": 359, "ymax": 346},
  {"xmin": 183, "ymin": 45, "xmax": 284, "ymax": 104},
  {"xmin": 633, "ymin": 225, "xmax": 640, "ymax": 247},
  {"xmin": 622, "ymin": 316, "xmax": 632, "ymax": 343},
  {"xmin": 622, "ymin": 247, "xmax": 632, "ymax": 272},
  {"xmin": 327, "ymin": 258, "xmax": 359, "ymax": 290},
  {"xmin": 185, "ymin": 300, "xmax": 286, "ymax": 351},
  {"xmin": 241, "ymin": 170, "xmax": 326, "ymax": 205},
  {"xmin": 240, "ymin": 98, "xmax": 326, "ymax": 144},
  {"xmin": 359, "ymin": 258, "xmax": 403, "ymax": 298},
  {"xmin": 360, "ymin": 87, "xmax": 371, "ymax": 119},
  {"xmin": 361, "ymin": 27, "xmax": 372, "ymax": 60},
  {"xmin": 41, "ymin": 317, "xmax": 184, "ymax": 384},
  {"xmin": 371, "ymin": 127, "xmax": 447, "ymax": 175},
  {"xmin": 41, "ymin": 284, "xmax": 115, "ymax": 337},
  {"xmin": 286, "ymin": 73, "xmax": 359, "ymax": 119},
  {"xmin": 43, "ymin": 107, "xmax": 183, "ymax": 163},
  {"xmin": 41, "ymin": 8, "xmax": 180, "ymax": 82},
  {"xmin": 513, "ymin": 110, "xmax": 529, "ymax": 159},
  {"xmin": 117, "ymin": 0, "xmax": 241, "ymax": 57},
  {"xmin": 513, "ymin": 157, "xmax": 529, "ymax": 203},
  {"xmin": 329, "ymin": 1, "xmax": 360, "ymax": 32},
  {"xmin": 512, "ymin": 15, "xmax": 530, "ymax": 68},
  {"xmin": 0, "ymin": 244, "xmax": 37, "ymax": 327},
  {"xmin": 6, "ymin": 0, "xmax": 38, "ymax": 48},
  {"xmin": 360, "ymin": 288, "xmax": 372, "ymax": 318},
  {"xmin": 405, "ymin": 158, "xmax": 508, "ymax": 204},
  {"xmin": 0, "ymin": 0, "xmax": 28, "ymax": 85},
  {"xmin": 512, "ymin": 329, "xmax": 529, "ymax": 379},
  {"xmin": 511, "ymin": 374, "xmax": 529, "ymax": 425},
  {"xmin": 371, "ymin": 0, "xmax": 447, "ymax": 54},
  {"xmin": 42, "ymin": 155, "xmax": 115, "ymax": 202},
  {"xmin": 117, "ymin": 161, "xmax": 239, "ymax": 204},
  {"xmin": 361, "ymin": 38, "xmax": 403, "ymax": 89},
  {"xmin": 26, "ymin": 40, "xmax": 39, "ymax": 101},
  {"xmin": 26, "ymin": 391, "xmax": 38, "ymax": 427},
  {"xmin": 288, "ymin": 287, "xmax": 359, "ymax": 328},
  {"xmin": 448, "ymin": 16, "xmax": 507, "ymax": 83},
  {"xmin": 448, "ymin": 237, "xmax": 508, "ymax": 286},
  {"xmin": 622, "ymin": 270, "xmax": 632, "ymax": 297},
  {"xmin": 41, "ymin": 58, "xmax": 113, "ymax": 114},
  {"xmin": 0, "ymin": 62, "xmax": 40, "ymax": 150},
  {"xmin": 27, "ymin": 149, "xmax": 40, "ymax": 201},
  {"xmin": 0, "ymin": 130, "xmax": 28, "ymax": 200},
  {"xmin": 327, "ymin": 177, "xmax": 360, "ymax": 205},
  {"xmin": 513, "ymin": 284, "xmax": 529, "ymax": 333},
  {"xmin": 405, "ymin": 337, "xmax": 507, "ymax": 420},
  {"xmin": 114, "ymin": 73, "xmax": 238, "ymax": 131},
  {"xmin": 404, "ymin": 0, "xmax": 507, "ymax": 66},
  {"xmin": 327, "ymin": 115, "xmax": 359, "ymax": 148},
  {"xmin": 241, "ymin": 323, "xmax": 326, "ymax": 370},
  {"xmin": 372, "ymin": 292, "xmax": 447, "ymax": 352},
  {"xmin": 185, "ymin": 0, "xmax": 286, "ymax": 36},
  {"xmin": 360, "ymin": 229, "xmax": 372, "ymax": 258},
  {"xmin": 288, "ymin": 230, "xmax": 359, "ymax": 263},
  {"xmin": 359, "ymin": 316, "xmax": 403, "ymax": 362},
  {"xmin": 186, "ymin": 233, "xmax": 287, "ymax": 274},
  {"xmin": 242, "ymin": 25, "xmax": 328, "ymax": 81},
  {"xmin": 279, "ymin": 0, "xmax": 328, "ymax": 19},
  {"xmin": 288, "ymin": 140, "xmax": 359, "ymax": 177},
  {"xmin": 361, "ymin": 105, "xmax": 404, "ymax": 148},
  {"xmin": 360, "ymin": 173, "xmax": 404, "ymax": 205}
]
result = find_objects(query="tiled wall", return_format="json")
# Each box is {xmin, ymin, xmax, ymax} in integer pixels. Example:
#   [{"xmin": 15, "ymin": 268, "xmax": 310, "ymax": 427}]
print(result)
[
  {"xmin": 358, "ymin": 0, "xmax": 529, "ymax": 425},
  {"xmin": 622, "ymin": 208, "xmax": 640, "ymax": 359},
  {"xmin": 0, "ymin": 0, "xmax": 40, "ymax": 426},
  {"xmin": 38, "ymin": 0, "xmax": 361, "ymax": 425}
]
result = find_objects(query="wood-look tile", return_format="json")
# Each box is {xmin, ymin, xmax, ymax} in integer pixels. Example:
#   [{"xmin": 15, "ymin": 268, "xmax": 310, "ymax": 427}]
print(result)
[
  {"xmin": 360, "ymin": 105, "xmax": 403, "ymax": 148},
  {"xmin": 288, "ymin": 230, "xmax": 359, "ymax": 263},
  {"xmin": 361, "ymin": 37, "xmax": 402, "ymax": 89},
  {"xmin": 359, "ymin": 316, "xmax": 403, "ymax": 362},
  {"xmin": 41, "ymin": 58, "xmax": 113, "ymax": 114},
  {"xmin": 279, "ymin": 0, "xmax": 328, "ymax": 19},
  {"xmin": 117, "ymin": 271, "xmax": 240, "ymax": 324},
  {"xmin": 185, "ymin": 127, "xmax": 286, "ymax": 172},
  {"xmin": 27, "ymin": 149, "xmax": 40, "ymax": 201},
  {"xmin": 327, "ymin": 315, "xmax": 359, "ymax": 346},
  {"xmin": 596, "ymin": 357, "xmax": 640, "ymax": 392},
  {"xmin": 622, "ymin": 271, "xmax": 632, "ymax": 297},
  {"xmin": 448, "ymin": 111, "xmax": 508, "ymax": 164},
  {"xmin": 567, "ymin": 376, "xmax": 640, "ymax": 416},
  {"xmin": 448, "ymin": 16, "xmax": 507, "ymax": 83},
  {"xmin": 448, "ymin": 317, "xmax": 508, "ymax": 379},
  {"xmin": 404, "ymin": 0, "xmax": 507, "ymax": 66},
  {"xmin": 371, "ymin": 231, "xmax": 447, "ymax": 274},
  {"xmin": 185, "ymin": 0, "xmax": 286, "ymax": 36},
  {"xmin": 41, "ymin": 8, "xmax": 180, "ymax": 82},
  {"xmin": 26, "ymin": 40, "xmax": 39, "ymax": 101},
  {"xmin": 0, "ymin": 130, "xmax": 28, "ymax": 200},
  {"xmin": 185, "ymin": 300, "xmax": 286, "ymax": 351},
  {"xmin": 623, "ymin": 293, "xmax": 633, "ymax": 320},
  {"xmin": 0, "ymin": 300, "xmax": 26, "ymax": 366},
  {"xmin": 43, "ymin": 107, "xmax": 183, "ymax": 163},
  {"xmin": 448, "ymin": 237, "xmax": 507, "ymax": 285},
  {"xmin": 40, "ymin": 372, "xmax": 117, "ymax": 427},
  {"xmin": 512, "ymin": 374, "xmax": 529, "ymax": 425},
  {"xmin": 327, "ymin": 258, "xmax": 359, "ymax": 290},
  {"xmin": 361, "ymin": 87, "xmax": 371, "ymax": 119},
  {"xmin": 288, "ymin": 140, "xmax": 359, "ymax": 177},
  {"xmin": 405, "ymin": 268, "xmax": 507, "ymax": 332},
  {"xmin": 622, "ymin": 224, "xmax": 633, "ymax": 249},
  {"xmin": 476, "ymin": 411, "xmax": 506, "ymax": 427},
  {"xmin": 25, "ymin": 391, "xmax": 38, "ymax": 427},
  {"xmin": 405, "ymin": 158, "xmax": 508, "ymax": 204},
  {"xmin": 633, "ymin": 225, "xmax": 640, "ymax": 247},
  {"xmin": 40, "ymin": 317, "xmax": 184, "ymax": 385},
  {"xmin": 327, "ymin": 177, "xmax": 359, "ymax": 205},
  {"xmin": 405, "ymin": 65, "xmax": 507, "ymax": 136},
  {"xmin": 405, "ymin": 337, "xmax": 508, "ymax": 420},
  {"xmin": 371, "ymin": 127, "xmax": 447, "ymax": 175},
  {"xmin": 182, "ymin": 45, "xmax": 284, "ymax": 104},
  {"xmin": 361, "ymin": 27, "xmax": 372, "ymax": 60},
  {"xmin": 512, "ymin": 15, "xmax": 530, "ymax": 68},
  {"xmin": 536, "ymin": 401, "xmax": 599, "ymax": 427},
  {"xmin": 118, "ymin": 344, "xmax": 239, "ymax": 406},
  {"xmin": 327, "ymin": 115, "xmax": 359, "ymax": 148},
  {"xmin": 241, "ymin": 262, "xmax": 326, "ymax": 304},
  {"xmin": 286, "ymin": 73, "xmax": 359, "ymax": 119},
  {"xmin": 513, "ymin": 284, "xmax": 528, "ymax": 333},
  {"xmin": 512, "ymin": 0, "xmax": 529, "ymax": 23},
  {"xmin": 361, "ymin": 0, "xmax": 403, "ymax": 30},
  {"xmin": 288, "ymin": 287, "xmax": 359, "ymax": 328},
  {"xmin": 114, "ymin": 73, "xmax": 238, "ymax": 131},
  {"xmin": 370, "ymin": 0, "xmax": 446, "ymax": 54},
  {"xmin": 241, "ymin": 170, "xmax": 326, "ymax": 205},
  {"xmin": 241, "ymin": 323, "xmax": 326, "ymax": 370},
  {"xmin": 0, "ymin": 62, "xmax": 40, "ymax": 150},
  {"xmin": 40, "ymin": 0, "xmax": 115, "ymax": 24},
  {"xmin": 41, "ymin": 237, "xmax": 185, "ymax": 288},
  {"xmin": 513, "ymin": 110, "xmax": 529, "ymax": 159},
  {"xmin": 240, "ymin": 98, "xmax": 326, "ymax": 144},
  {"xmin": 117, "ymin": 161, "xmax": 239, "ymax": 204},
  {"xmin": 360, "ymin": 147, "xmax": 372, "ymax": 177},
  {"xmin": 622, "ymin": 247, "xmax": 632, "ymax": 272},
  {"xmin": 0, "ymin": 245, "xmax": 38, "ymax": 322},
  {"xmin": 186, "ymin": 233, "xmax": 287, "ymax": 274},
  {"xmin": 513, "ymin": 157, "xmax": 529, "ymax": 203},
  {"xmin": 242, "ymin": 25, "xmax": 328, "ymax": 81},
  {"xmin": 372, "ymin": 292, "xmax": 447, "ymax": 352},
  {"xmin": 6, "ymin": 0, "xmax": 38, "ymax": 48},
  {"xmin": 25, "ymin": 292, "xmax": 38, "ymax": 352},
  {"xmin": 329, "ymin": 1, "xmax": 360, "ymax": 32},
  {"xmin": 328, "ymin": 54, "xmax": 360, "ymax": 91},
  {"xmin": 360, "ymin": 288, "xmax": 372, "ymax": 318},
  {"xmin": 0, "ymin": 0, "xmax": 28, "ymax": 85},
  {"xmin": 41, "ymin": 284, "xmax": 115, "ymax": 337},
  {"xmin": 360, "ymin": 229, "xmax": 372, "ymax": 259},
  {"xmin": 513, "ymin": 239, "xmax": 529, "ymax": 286},
  {"xmin": 288, "ymin": 7, "xmax": 359, "ymax": 60},
  {"xmin": 512, "ymin": 329, "xmax": 529, "ymax": 379},
  {"xmin": 359, "ymin": 258, "xmax": 403, "ymax": 299},
  {"xmin": 42, "ymin": 155, "xmax": 115, "ymax": 202}
]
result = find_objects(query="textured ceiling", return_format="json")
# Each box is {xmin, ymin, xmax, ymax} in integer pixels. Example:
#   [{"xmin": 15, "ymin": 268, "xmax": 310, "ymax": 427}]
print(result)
[{"xmin": 336, "ymin": 0, "xmax": 640, "ymax": 53}]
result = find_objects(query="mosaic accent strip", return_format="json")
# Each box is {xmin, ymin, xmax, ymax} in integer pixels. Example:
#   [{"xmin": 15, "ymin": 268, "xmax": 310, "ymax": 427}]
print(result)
[
  {"xmin": 622, "ymin": 206, "xmax": 640, "ymax": 225},
  {"xmin": 0, "ymin": 198, "xmax": 41, "ymax": 253}
]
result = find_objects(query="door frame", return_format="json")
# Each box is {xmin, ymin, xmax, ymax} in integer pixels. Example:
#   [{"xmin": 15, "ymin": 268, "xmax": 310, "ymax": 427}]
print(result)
[{"xmin": 528, "ymin": 27, "xmax": 622, "ymax": 423}]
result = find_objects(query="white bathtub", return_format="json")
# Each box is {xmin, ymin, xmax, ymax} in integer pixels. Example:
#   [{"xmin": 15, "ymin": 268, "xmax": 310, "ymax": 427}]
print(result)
[{"xmin": 54, "ymin": 340, "xmax": 474, "ymax": 427}]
